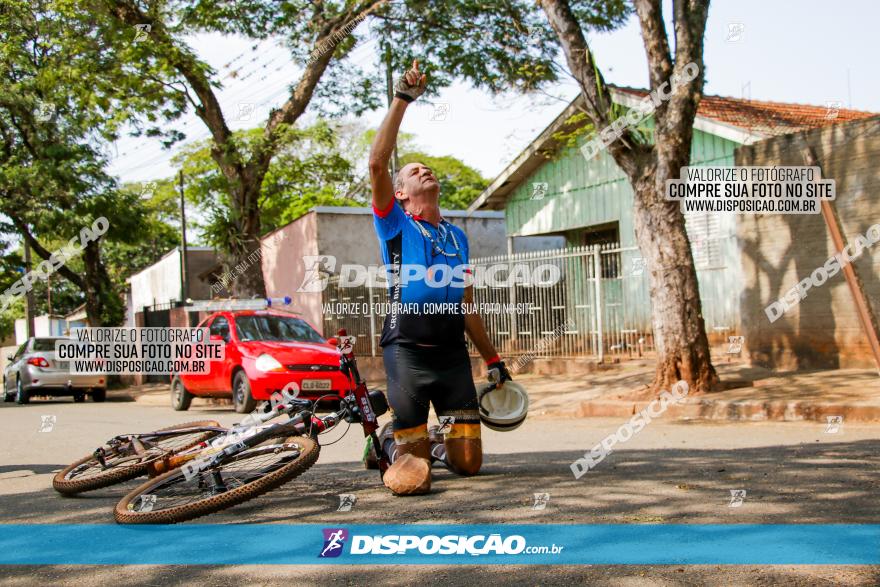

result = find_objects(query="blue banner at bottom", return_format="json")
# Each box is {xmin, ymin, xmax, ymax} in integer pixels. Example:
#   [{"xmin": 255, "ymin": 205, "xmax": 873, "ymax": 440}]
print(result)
[{"xmin": 0, "ymin": 524, "xmax": 877, "ymax": 565}]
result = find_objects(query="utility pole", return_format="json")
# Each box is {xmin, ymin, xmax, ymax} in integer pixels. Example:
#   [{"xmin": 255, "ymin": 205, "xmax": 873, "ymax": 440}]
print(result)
[
  {"xmin": 384, "ymin": 39, "xmax": 399, "ymax": 176},
  {"xmin": 178, "ymin": 171, "xmax": 189, "ymax": 304},
  {"xmin": 23, "ymin": 235, "xmax": 35, "ymax": 338}
]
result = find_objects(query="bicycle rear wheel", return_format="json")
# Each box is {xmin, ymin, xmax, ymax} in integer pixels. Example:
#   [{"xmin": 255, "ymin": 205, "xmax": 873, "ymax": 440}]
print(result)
[
  {"xmin": 114, "ymin": 435, "xmax": 320, "ymax": 524},
  {"xmin": 53, "ymin": 420, "xmax": 223, "ymax": 495}
]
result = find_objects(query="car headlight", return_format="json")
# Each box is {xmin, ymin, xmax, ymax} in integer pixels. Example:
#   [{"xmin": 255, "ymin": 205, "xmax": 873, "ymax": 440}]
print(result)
[{"xmin": 255, "ymin": 354, "xmax": 285, "ymax": 373}]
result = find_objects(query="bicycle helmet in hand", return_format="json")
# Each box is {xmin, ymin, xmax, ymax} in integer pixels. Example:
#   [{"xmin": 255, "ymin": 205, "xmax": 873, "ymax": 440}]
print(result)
[{"xmin": 477, "ymin": 380, "xmax": 529, "ymax": 431}]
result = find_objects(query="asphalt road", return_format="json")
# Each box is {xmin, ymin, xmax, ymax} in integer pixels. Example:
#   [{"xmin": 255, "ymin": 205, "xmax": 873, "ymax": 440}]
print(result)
[{"xmin": 1, "ymin": 395, "xmax": 878, "ymax": 585}]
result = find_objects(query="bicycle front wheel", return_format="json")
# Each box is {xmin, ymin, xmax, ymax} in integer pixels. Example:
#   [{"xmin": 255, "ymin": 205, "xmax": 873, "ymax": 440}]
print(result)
[
  {"xmin": 114, "ymin": 435, "xmax": 320, "ymax": 524},
  {"xmin": 53, "ymin": 420, "xmax": 223, "ymax": 495}
]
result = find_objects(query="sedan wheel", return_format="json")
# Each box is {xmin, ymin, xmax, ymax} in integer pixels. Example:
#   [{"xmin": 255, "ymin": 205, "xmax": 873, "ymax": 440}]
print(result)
[
  {"xmin": 3, "ymin": 379, "xmax": 13, "ymax": 402},
  {"xmin": 15, "ymin": 379, "xmax": 30, "ymax": 405}
]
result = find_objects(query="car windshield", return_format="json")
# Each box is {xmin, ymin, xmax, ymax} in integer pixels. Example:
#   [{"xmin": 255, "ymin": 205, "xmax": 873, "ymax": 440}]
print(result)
[
  {"xmin": 234, "ymin": 315, "xmax": 324, "ymax": 343},
  {"xmin": 33, "ymin": 338, "xmax": 64, "ymax": 351}
]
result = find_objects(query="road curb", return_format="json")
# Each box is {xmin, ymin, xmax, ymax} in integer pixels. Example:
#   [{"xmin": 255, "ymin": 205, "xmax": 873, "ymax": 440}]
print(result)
[{"xmin": 575, "ymin": 398, "xmax": 880, "ymax": 422}]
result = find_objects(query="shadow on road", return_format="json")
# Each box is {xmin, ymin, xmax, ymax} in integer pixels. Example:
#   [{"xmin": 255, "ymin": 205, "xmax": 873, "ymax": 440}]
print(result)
[{"xmin": 3, "ymin": 439, "xmax": 878, "ymax": 526}]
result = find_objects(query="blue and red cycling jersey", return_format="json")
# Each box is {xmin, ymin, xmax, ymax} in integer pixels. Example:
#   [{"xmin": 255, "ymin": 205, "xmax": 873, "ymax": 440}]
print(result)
[{"xmin": 372, "ymin": 199, "xmax": 469, "ymax": 347}]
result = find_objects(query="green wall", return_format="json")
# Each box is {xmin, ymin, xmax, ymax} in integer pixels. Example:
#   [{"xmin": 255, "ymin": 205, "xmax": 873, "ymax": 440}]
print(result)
[{"xmin": 504, "ymin": 121, "xmax": 743, "ymax": 332}]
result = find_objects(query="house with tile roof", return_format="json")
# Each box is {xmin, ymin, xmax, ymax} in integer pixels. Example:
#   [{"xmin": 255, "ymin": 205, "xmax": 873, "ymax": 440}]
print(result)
[{"xmin": 468, "ymin": 88, "xmax": 879, "ymax": 369}]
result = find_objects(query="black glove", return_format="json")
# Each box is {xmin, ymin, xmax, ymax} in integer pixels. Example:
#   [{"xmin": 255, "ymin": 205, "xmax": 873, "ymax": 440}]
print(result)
[
  {"xmin": 394, "ymin": 59, "xmax": 427, "ymax": 103},
  {"xmin": 487, "ymin": 360, "xmax": 512, "ymax": 385}
]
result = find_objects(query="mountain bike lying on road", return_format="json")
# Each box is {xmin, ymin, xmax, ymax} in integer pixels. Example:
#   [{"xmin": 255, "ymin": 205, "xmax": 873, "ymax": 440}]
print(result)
[
  {"xmin": 53, "ymin": 421, "xmax": 226, "ymax": 495},
  {"xmin": 54, "ymin": 329, "xmax": 390, "ymax": 524},
  {"xmin": 114, "ymin": 330, "xmax": 389, "ymax": 524}
]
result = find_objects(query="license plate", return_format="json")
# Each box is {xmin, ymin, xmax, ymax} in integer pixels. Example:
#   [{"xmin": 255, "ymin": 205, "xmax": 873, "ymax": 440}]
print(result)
[{"xmin": 302, "ymin": 379, "xmax": 332, "ymax": 391}]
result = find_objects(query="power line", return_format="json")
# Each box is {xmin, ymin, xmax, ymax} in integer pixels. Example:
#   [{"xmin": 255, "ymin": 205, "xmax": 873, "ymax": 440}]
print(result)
[{"xmin": 111, "ymin": 36, "xmax": 382, "ymax": 178}]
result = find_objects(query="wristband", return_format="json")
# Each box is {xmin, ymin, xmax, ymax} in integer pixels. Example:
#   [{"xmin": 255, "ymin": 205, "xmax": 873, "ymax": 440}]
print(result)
[
  {"xmin": 486, "ymin": 354, "xmax": 500, "ymax": 366},
  {"xmin": 394, "ymin": 91, "xmax": 415, "ymax": 103}
]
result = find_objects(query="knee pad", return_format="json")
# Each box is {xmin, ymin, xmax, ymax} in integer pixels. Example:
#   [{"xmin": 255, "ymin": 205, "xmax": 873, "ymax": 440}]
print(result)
[{"xmin": 383, "ymin": 453, "xmax": 431, "ymax": 495}]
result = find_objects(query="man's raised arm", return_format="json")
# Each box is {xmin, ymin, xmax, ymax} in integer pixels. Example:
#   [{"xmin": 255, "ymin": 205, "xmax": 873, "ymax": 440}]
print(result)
[{"xmin": 368, "ymin": 59, "xmax": 426, "ymax": 211}]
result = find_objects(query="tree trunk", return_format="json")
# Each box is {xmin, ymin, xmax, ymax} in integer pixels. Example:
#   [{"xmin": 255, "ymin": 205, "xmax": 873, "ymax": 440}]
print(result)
[
  {"xmin": 228, "ymin": 181, "xmax": 267, "ymax": 299},
  {"xmin": 539, "ymin": 0, "xmax": 718, "ymax": 393},
  {"xmin": 630, "ymin": 163, "xmax": 718, "ymax": 393},
  {"xmin": 81, "ymin": 240, "xmax": 124, "ymax": 326}
]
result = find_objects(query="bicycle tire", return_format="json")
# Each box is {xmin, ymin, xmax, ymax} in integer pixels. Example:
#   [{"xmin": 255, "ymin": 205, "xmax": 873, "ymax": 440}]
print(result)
[
  {"xmin": 114, "ymin": 435, "xmax": 320, "ymax": 524},
  {"xmin": 53, "ymin": 420, "xmax": 223, "ymax": 495}
]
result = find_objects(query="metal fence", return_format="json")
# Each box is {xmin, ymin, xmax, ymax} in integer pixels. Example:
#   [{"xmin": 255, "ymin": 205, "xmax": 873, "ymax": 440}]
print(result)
[{"xmin": 321, "ymin": 241, "xmax": 737, "ymax": 359}]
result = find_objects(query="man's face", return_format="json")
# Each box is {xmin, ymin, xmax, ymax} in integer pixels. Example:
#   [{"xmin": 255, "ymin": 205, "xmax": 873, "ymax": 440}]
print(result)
[{"xmin": 396, "ymin": 162, "xmax": 440, "ymax": 205}]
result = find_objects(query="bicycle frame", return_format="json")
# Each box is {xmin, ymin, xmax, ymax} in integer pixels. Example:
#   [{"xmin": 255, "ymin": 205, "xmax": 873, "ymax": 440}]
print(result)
[{"xmin": 109, "ymin": 328, "xmax": 390, "ymax": 481}]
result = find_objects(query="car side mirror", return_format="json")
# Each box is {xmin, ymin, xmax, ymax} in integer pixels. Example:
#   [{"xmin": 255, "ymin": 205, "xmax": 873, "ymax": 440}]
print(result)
[{"xmin": 326, "ymin": 337, "xmax": 338, "ymax": 347}]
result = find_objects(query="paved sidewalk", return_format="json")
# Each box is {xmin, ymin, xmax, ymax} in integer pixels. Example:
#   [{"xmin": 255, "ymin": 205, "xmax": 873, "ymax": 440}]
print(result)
[
  {"xmin": 119, "ymin": 361, "xmax": 880, "ymax": 422},
  {"xmin": 522, "ymin": 359, "xmax": 880, "ymax": 422}
]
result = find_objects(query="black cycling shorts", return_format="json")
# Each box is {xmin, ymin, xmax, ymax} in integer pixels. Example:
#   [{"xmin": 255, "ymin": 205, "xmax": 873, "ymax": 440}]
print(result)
[{"xmin": 382, "ymin": 343, "xmax": 480, "ymax": 432}]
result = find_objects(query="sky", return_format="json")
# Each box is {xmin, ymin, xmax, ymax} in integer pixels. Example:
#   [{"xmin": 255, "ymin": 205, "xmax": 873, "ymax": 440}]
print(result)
[{"xmin": 108, "ymin": 0, "xmax": 879, "ymax": 186}]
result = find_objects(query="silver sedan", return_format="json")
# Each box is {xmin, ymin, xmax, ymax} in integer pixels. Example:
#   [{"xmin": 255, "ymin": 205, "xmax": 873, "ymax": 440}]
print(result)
[{"xmin": 3, "ymin": 337, "xmax": 106, "ymax": 404}]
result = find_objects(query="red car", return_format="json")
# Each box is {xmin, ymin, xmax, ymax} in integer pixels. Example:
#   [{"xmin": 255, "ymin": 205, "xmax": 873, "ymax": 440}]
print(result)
[{"xmin": 171, "ymin": 309, "xmax": 351, "ymax": 413}]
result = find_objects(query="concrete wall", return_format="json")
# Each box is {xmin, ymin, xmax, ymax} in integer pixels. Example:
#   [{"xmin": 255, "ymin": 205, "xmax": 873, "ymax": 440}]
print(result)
[
  {"xmin": 263, "ymin": 207, "xmax": 512, "ymax": 335},
  {"xmin": 1, "ymin": 345, "xmax": 17, "ymax": 374},
  {"xmin": 262, "ymin": 211, "xmax": 321, "ymax": 329},
  {"xmin": 14, "ymin": 316, "xmax": 66, "ymax": 345},
  {"xmin": 129, "ymin": 248, "xmax": 182, "ymax": 310},
  {"xmin": 312, "ymin": 207, "xmax": 510, "ymax": 264},
  {"xmin": 736, "ymin": 116, "xmax": 880, "ymax": 369},
  {"xmin": 128, "ymin": 248, "xmax": 220, "ymax": 312},
  {"xmin": 186, "ymin": 249, "xmax": 223, "ymax": 300}
]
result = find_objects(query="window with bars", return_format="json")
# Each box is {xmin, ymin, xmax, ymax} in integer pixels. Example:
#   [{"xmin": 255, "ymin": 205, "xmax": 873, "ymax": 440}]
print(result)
[{"xmin": 684, "ymin": 212, "xmax": 723, "ymax": 268}]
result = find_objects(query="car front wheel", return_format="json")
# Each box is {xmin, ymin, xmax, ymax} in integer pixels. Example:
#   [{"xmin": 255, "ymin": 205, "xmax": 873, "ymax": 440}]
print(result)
[
  {"xmin": 3, "ymin": 379, "xmax": 13, "ymax": 402},
  {"xmin": 232, "ymin": 371, "xmax": 257, "ymax": 414},
  {"xmin": 171, "ymin": 378, "xmax": 193, "ymax": 411},
  {"xmin": 15, "ymin": 379, "xmax": 30, "ymax": 405},
  {"xmin": 92, "ymin": 389, "xmax": 106, "ymax": 402}
]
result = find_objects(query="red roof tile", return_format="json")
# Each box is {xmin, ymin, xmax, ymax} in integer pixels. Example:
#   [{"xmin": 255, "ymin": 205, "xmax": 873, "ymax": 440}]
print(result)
[{"xmin": 614, "ymin": 86, "xmax": 877, "ymax": 137}]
